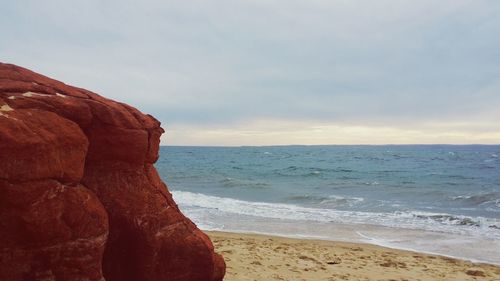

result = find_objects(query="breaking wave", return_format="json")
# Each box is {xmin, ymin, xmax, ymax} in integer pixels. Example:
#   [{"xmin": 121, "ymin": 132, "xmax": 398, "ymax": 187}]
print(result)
[{"xmin": 172, "ymin": 191, "xmax": 500, "ymax": 237}]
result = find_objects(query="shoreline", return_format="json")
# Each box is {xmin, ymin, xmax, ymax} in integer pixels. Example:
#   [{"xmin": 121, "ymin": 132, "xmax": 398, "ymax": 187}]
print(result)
[
  {"xmin": 207, "ymin": 231, "xmax": 500, "ymax": 281},
  {"xmin": 173, "ymin": 190, "xmax": 500, "ymax": 265},
  {"xmin": 184, "ymin": 209, "xmax": 500, "ymax": 265},
  {"xmin": 206, "ymin": 228, "xmax": 499, "ymax": 266}
]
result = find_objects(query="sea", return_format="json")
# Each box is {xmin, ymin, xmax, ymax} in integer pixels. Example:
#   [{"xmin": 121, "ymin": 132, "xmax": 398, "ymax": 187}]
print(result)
[{"xmin": 155, "ymin": 145, "xmax": 500, "ymax": 264}]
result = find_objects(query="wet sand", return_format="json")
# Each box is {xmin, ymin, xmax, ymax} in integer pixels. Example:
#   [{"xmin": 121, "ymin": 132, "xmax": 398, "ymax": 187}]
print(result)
[{"xmin": 207, "ymin": 231, "xmax": 500, "ymax": 281}]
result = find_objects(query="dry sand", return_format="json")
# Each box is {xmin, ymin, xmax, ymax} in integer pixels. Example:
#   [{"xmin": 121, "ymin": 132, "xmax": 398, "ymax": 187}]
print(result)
[{"xmin": 207, "ymin": 231, "xmax": 500, "ymax": 281}]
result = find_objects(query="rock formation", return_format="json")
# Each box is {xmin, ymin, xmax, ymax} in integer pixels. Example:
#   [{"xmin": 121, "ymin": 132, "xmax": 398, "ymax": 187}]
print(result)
[{"xmin": 0, "ymin": 63, "xmax": 225, "ymax": 281}]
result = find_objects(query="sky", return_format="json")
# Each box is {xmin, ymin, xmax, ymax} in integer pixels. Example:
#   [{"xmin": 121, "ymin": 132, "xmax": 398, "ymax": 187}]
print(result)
[{"xmin": 1, "ymin": 0, "xmax": 499, "ymax": 145}]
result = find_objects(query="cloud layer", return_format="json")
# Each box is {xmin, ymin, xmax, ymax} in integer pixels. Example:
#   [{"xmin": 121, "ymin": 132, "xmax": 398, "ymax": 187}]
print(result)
[{"xmin": 2, "ymin": 0, "xmax": 499, "ymax": 145}]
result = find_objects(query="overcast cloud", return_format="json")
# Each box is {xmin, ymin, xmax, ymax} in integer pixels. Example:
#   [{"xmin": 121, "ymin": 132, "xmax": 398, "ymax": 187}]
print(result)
[{"xmin": 1, "ymin": 0, "xmax": 499, "ymax": 145}]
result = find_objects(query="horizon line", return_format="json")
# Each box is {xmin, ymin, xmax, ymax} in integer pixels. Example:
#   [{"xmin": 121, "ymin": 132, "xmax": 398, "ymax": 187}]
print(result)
[{"xmin": 159, "ymin": 143, "xmax": 500, "ymax": 147}]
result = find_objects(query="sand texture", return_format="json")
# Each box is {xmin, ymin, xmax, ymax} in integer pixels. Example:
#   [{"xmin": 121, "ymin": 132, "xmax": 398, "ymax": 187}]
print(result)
[{"xmin": 208, "ymin": 231, "xmax": 500, "ymax": 281}]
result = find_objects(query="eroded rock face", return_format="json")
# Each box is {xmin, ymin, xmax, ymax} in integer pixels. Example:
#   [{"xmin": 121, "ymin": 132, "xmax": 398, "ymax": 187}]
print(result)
[{"xmin": 0, "ymin": 63, "xmax": 225, "ymax": 281}]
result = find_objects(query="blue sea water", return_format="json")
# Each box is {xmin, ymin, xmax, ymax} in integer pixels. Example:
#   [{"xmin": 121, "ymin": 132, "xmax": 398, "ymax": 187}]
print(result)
[{"xmin": 156, "ymin": 145, "xmax": 500, "ymax": 264}]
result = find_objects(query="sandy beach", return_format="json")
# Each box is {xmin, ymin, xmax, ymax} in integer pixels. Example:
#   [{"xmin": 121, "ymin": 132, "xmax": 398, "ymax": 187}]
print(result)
[{"xmin": 207, "ymin": 231, "xmax": 500, "ymax": 281}]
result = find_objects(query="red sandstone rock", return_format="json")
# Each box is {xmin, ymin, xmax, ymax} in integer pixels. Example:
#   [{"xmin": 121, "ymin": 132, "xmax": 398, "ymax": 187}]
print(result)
[{"xmin": 0, "ymin": 63, "xmax": 225, "ymax": 281}]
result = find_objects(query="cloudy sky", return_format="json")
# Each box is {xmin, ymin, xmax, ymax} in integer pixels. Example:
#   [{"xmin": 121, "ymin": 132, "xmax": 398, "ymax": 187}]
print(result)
[{"xmin": 1, "ymin": 0, "xmax": 499, "ymax": 145}]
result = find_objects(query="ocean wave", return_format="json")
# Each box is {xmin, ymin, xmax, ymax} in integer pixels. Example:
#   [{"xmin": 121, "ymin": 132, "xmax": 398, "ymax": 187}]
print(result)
[
  {"xmin": 376, "ymin": 170, "xmax": 404, "ymax": 173},
  {"xmin": 285, "ymin": 194, "xmax": 327, "ymax": 203},
  {"xmin": 274, "ymin": 166, "xmax": 325, "ymax": 177},
  {"xmin": 337, "ymin": 169, "xmax": 354, "ymax": 173},
  {"xmin": 353, "ymin": 156, "xmax": 387, "ymax": 161},
  {"xmin": 401, "ymin": 181, "xmax": 415, "ymax": 184},
  {"xmin": 219, "ymin": 177, "xmax": 269, "ymax": 189},
  {"xmin": 447, "ymin": 175, "xmax": 476, "ymax": 180},
  {"xmin": 273, "ymin": 166, "xmax": 357, "ymax": 177},
  {"xmin": 412, "ymin": 213, "xmax": 480, "ymax": 227},
  {"xmin": 285, "ymin": 194, "xmax": 364, "ymax": 207},
  {"xmin": 336, "ymin": 176, "xmax": 359, "ymax": 180},
  {"xmin": 451, "ymin": 192, "xmax": 500, "ymax": 207},
  {"xmin": 172, "ymin": 191, "xmax": 500, "ymax": 237},
  {"xmin": 319, "ymin": 195, "xmax": 364, "ymax": 207},
  {"xmin": 426, "ymin": 172, "xmax": 443, "ymax": 176}
]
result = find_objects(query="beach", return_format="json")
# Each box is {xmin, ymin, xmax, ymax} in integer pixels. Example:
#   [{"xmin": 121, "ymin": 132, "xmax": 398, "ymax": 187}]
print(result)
[{"xmin": 207, "ymin": 231, "xmax": 500, "ymax": 281}]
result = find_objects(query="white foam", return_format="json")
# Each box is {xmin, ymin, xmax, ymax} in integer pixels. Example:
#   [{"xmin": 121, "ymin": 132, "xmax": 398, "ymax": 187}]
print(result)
[
  {"xmin": 319, "ymin": 195, "xmax": 364, "ymax": 207},
  {"xmin": 354, "ymin": 231, "xmax": 498, "ymax": 265},
  {"xmin": 179, "ymin": 200, "xmax": 500, "ymax": 265},
  {"xmin": 172, "ymin": 191, "xmax": 500, "ymax": 238}
]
